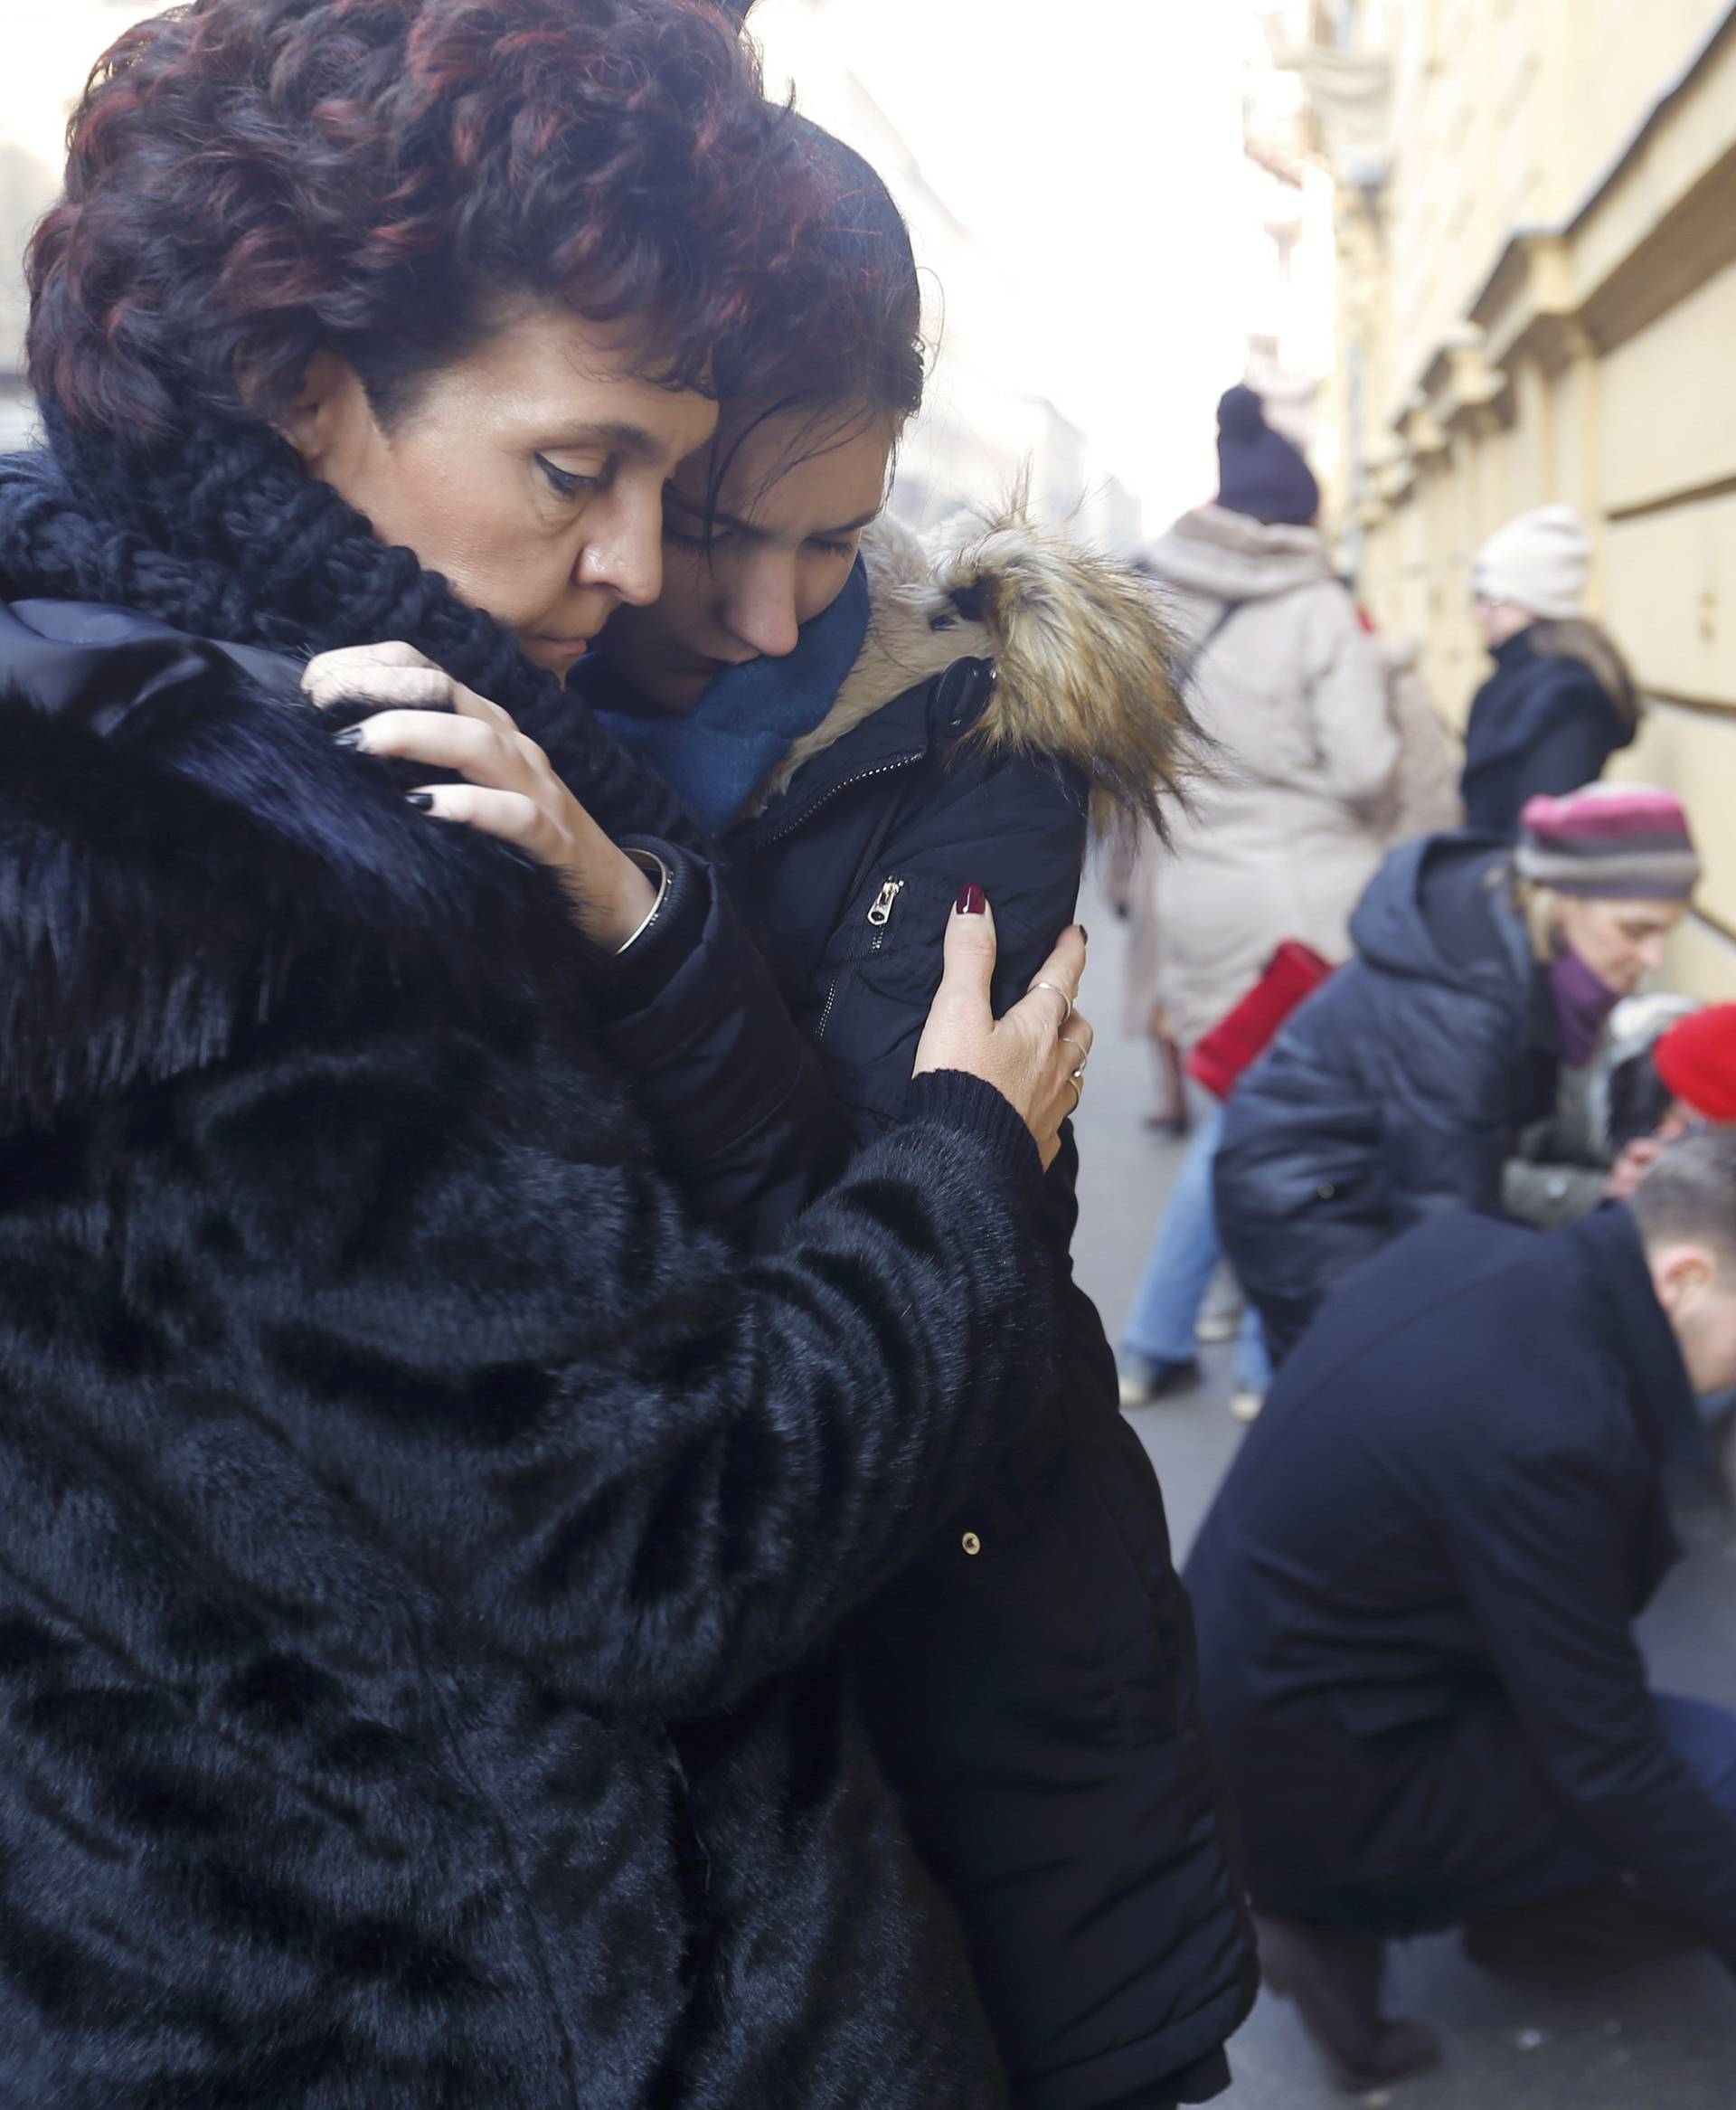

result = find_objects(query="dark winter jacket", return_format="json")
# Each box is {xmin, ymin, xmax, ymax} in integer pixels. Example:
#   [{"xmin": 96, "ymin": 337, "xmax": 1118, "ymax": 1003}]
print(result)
[
  {"xmin": 1184, "ymin": 1205, "xmax": 1736, "ymax": 1970},
  {"xmin": 1460, "ymin": 627, "xmax": 1635, "ymax": 836},
  {"xmin": 1213, "ymin": 834, "xmax": 1560, "ymax": 1359},
  {"xmin": 577, "ymin": 513, "xmax": 1259, "ymax": 2109},
  {"xmin": 0, "ymin": 588, "xmax": 1070, "ymax": 2109}
]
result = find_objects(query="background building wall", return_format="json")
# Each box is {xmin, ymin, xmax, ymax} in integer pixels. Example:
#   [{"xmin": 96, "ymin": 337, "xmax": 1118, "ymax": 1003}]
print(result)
[
  {"xmin": 1307, "ymin": 0, "xmax": 1736, "ymax": 993},
  {"xmin": 747, "ymin": 0, "xmax": 1257, "ymax": 549},
  {"xmin": 1243, "ymin": 3, "xmax": 1343, "ymax": 479}
]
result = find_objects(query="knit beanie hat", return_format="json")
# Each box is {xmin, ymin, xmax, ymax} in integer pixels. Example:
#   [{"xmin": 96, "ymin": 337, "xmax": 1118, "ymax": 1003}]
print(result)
[
  {"xmin": 1514, "ymin": 783, "xmax": 1700, "ymax": 901},
  {"xmin": 1215, "ymin": 384, "xmax": 1321, "ymax": 528},
  {"xmin": 1472, "ymin": 505, "xmax": 1593, "ymax": 620},
  {"xmin": 1655, "ymin": 1005, "xmax": 1736, "ymax": 1123}
]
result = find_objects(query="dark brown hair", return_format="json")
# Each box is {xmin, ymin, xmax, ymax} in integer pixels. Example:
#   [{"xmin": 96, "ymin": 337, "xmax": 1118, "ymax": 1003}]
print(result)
[
  {"xmin": 28, "ymin": 0, "xmax": 814, "ymax": 442},
  {"xmin": 706, "ymin": 111, "xmax": 925, "ymax": 499}
]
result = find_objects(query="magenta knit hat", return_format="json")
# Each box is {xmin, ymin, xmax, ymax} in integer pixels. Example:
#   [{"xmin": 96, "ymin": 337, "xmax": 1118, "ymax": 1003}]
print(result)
[{"xmin": 1514, "ymin": 783, "xmax": 1700, "ymax": 901}]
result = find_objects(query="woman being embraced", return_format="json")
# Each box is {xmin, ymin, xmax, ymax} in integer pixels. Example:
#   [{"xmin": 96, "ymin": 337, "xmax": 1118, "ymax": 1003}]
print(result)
[
  {"xmin": 549, "ymin": 118, "xmax": 1254, "ymax": 2110},
  {"xmin": 0, "ymin": 4, "xmax": 1093, "ymax": 2103}
]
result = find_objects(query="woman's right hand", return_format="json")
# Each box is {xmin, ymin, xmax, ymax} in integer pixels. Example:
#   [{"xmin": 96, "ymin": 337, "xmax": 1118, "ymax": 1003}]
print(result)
[{"xmin": 914, "ymin": 890, "xmax": 1092, "ymax": 1169}]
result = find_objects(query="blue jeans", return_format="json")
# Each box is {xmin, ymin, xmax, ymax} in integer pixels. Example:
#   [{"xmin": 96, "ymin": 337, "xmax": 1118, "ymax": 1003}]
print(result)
[{"xmin": 1124, "ymin": 1098, "xmax": 1271, "ymax": 1396}]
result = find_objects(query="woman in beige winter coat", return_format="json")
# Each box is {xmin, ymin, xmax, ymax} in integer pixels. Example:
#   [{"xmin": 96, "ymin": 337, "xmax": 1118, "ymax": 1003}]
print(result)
[
  {"xmin": 1118, "ymin": 384, "xmax": 1401, "ymax": 1408},
  {"xmin": 1124, "ymin": 387, "xmax": 1400, "ymax": 1055}
]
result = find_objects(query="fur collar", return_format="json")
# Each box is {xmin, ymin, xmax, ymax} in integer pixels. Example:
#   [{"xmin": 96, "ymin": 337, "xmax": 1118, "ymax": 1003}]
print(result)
[
  {"xmin": 749, "ymin": 506, "xmax": 1195, "ymax": 833},
  {"xmin": 0, "ymin": 624, "xmax": 589, "ymax": 1127}
]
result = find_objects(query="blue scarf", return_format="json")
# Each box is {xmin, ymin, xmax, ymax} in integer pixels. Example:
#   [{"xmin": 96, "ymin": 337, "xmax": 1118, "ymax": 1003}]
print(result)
[{"xmin": 590, "ymin": 558, "xmax": 871, "ymax": 833}]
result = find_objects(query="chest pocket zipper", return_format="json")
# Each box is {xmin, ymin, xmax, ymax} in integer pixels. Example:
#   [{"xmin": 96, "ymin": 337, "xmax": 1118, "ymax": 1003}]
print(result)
[
  {"xmin": 866, "ymin": 879, "xmax": 905, "ymax": 934},
  {"xmin": 816, "ymin": 878, "xmax": 906, "ymax": 1042}
]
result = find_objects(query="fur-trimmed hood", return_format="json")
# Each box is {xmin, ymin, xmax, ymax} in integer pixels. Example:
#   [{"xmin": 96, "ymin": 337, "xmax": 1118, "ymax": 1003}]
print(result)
[{"xmin": 750, "ymin": 506, "xmax": 1196, "ymax": 832}]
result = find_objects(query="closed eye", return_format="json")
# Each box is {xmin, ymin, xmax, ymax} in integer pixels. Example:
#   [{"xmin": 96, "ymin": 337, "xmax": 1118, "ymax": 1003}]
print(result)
[
  {"xmin": 536, "ymin": 455, "xmax": 602, "ymax": 502},
  {"xmin": 664, "ymin": 521, "xmax": 730, "ymax": 549}
]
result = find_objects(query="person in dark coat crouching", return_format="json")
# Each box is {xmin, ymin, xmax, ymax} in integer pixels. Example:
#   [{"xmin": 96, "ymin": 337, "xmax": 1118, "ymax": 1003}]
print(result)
[
  {"xmin": 1187, "ymin": 1131, "xmax": 1736, "ymax": 2088},
  {"xmin": 1215, "ymin": 783, "xmax": 1701, "ymax": 1362},
  {"xmin": 1461, "ymin": 506, "xmax": 1641, "ymax": 835},
  {"xmin": 0, "ymin": 5, "xmax": 1098, "ymax": 2103}
]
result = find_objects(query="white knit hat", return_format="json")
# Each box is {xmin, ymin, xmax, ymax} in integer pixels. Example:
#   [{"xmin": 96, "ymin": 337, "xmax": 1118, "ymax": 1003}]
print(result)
[{"xmin": 1471, "ymin": 505, "xmax": 1593, "ymax": 621}]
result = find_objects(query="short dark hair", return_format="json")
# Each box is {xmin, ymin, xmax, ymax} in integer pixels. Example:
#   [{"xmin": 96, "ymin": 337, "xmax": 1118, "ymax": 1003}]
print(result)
[
  {"xmin": 709, "ymin": 111, "xmax": 925, "ymax": 485},
  {"xmin": 29, "ymin": 0, "xmax": 809, "ymax": 441},
  {"xmin": 1630, "ymin": 1128, "xmax": 1736, "ymax": 1261}
]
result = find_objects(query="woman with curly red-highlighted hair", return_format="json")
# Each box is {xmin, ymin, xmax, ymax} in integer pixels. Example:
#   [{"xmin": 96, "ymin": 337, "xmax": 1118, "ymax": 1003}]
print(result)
[{"xmin": 0, "ymin": 3, "xmax": 1096, "ymax": 2102}]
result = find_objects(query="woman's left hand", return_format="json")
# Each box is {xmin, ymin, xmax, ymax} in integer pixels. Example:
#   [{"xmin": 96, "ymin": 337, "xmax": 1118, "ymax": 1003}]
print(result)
[{"xmin": 302, "ymin": 642, "xmax": 656, "ymax": 949}]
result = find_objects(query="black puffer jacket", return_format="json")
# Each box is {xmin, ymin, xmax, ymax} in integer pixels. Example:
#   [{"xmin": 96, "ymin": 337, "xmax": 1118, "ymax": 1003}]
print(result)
[
  {"xmin": 579, "ymin": 515, "xmax": 1259, "ymax": 2110},
  {"xmin": 1460, "ymin": 627, "xmax": 1635, "ymax": 836},
  {"xmin": 0, "ymin": 592, "xmax": 1065, "ymax": 2108},
  {"xmin": 1214, "ymin": 834, "xmax": 1561, "ymax": 1360}
]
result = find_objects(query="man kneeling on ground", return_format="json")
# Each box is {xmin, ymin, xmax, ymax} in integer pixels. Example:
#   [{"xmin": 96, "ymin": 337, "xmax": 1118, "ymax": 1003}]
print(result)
[{"xmin": 1186, "ymin": 1130, "xmax": 1736, "ymax": 2087}]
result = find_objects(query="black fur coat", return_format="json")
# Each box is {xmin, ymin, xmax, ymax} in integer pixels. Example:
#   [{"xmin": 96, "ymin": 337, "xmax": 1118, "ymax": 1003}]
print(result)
[{"xmin": 0, "ymin": 597, "xmax": 1060, "ymax": 2106}]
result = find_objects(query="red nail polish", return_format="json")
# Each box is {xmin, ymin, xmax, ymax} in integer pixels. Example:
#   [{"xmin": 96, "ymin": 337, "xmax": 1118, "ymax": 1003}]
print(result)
[{"xmin": 955, "ymin": 884, "xmax": 986, "ymax": 916}]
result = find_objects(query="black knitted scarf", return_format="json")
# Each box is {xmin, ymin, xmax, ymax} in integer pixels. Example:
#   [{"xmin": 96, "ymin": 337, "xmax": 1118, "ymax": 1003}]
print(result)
[{"xmin": 0, "ymin": 405, "xmax": 704, "ymax": 852}]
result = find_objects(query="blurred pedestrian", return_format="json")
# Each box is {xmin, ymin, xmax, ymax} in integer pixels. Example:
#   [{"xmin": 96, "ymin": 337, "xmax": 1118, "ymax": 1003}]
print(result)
[
  {"xmin": 1118, "ymin": 384, "xmax": 1398, "ymax": 1412},
  {"xmin": 1216, "ymin": 783, "xmax": 1701, "ymax": 1362},
  {"xmin": 1606, "ymin": 1000, "xmax": 1736, "ymax": 1197},
  {"xmin": 1186, "ymin": 1130, "xmax": 1736, "ymax": 2087},
  {"xmin": 1462, "ymin": 506, "xmax": 1641, "ymax": 834}
]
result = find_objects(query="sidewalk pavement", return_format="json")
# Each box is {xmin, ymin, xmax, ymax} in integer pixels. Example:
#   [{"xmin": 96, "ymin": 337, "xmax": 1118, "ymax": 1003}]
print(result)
[{"xmin": 1069, "ymin": 889, "xmax": 1736, "ymax": 2107}]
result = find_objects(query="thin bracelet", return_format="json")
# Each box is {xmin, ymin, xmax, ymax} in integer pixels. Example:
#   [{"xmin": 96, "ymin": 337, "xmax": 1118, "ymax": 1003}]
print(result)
[{"xmin": 614, "ymin": 847, "xmax": 671, "ymax": 955}]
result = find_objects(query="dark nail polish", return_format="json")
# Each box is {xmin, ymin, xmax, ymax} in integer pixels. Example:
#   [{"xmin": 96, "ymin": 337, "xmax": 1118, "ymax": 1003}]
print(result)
[
  {"xmin": 333, "ymin": 726, "xmax": 364, "ymax": 748},
  {"xmin": 1079, "ymin": 925, "xmax": 1090, "ymax": 945},
  {"xmin": 405, "ymin": 790, "xmax": 435, "ymax": 811},
  {"xmin": 955, "ymin": 883, "xmax": 986, "ymax": 917}
]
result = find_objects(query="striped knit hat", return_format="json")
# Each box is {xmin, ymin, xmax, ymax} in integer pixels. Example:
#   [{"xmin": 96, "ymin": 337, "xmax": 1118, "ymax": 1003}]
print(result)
[{"xmin": 1514, "ymin": 783, "xmax": 1700, "ymax": 901}]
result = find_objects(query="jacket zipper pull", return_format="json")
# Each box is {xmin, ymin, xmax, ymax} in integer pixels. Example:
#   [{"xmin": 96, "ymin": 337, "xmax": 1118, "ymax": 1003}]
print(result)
[{"xmin": 866, "ymin": 879, "xmax": 905, "ymax": 929}]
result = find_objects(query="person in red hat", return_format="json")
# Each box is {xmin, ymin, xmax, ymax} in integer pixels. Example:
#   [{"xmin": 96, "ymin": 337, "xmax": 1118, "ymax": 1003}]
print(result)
[
  {"xmin": 1608, "ymin": 1004, "xmax": 1736, "ymax": 1198},
  {"xmin": 1657, "ymin": 1005, "xmax": 1736, "ymax": 1124}
]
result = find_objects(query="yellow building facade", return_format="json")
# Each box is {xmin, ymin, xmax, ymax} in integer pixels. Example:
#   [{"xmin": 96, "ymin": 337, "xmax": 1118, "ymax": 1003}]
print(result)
[{"xmin": 1307, "ymin": 0, "xmax": 1736, "ymax": 992}]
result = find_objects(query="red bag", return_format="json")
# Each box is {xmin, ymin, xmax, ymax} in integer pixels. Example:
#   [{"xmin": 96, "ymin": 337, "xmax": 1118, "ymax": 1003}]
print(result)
[{"xmin": 1186, "ymin": 941, "xmax": 1335, "ymax": 1101}]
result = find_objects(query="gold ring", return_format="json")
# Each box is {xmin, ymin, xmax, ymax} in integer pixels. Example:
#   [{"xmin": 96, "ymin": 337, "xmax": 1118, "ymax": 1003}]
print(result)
[
  {"xmin": 1033, "ymin": 979, "xmax": 1075, "ymax": 1020},
  {"xmin": 1066, "ymin": 1074, "xmax": 1084, "ymax": 1112}
]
